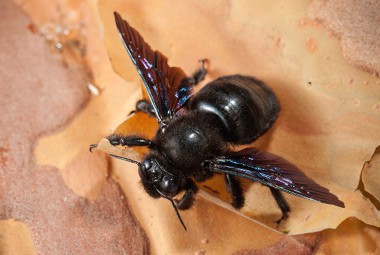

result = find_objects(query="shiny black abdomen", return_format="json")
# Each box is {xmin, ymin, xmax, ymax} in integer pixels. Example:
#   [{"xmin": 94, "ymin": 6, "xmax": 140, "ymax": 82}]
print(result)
[{"xmin": 189, "ymin": 75, "xmax": 280, "ymax": 144}]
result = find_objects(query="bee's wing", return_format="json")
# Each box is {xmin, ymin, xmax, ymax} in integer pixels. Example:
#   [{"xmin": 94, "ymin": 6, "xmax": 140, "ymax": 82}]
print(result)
[
  {"xmin": 114, "ymin": 12, "xmax": 192, "ymax": 122},
  {"xmin": 210, "ymin": 147, "xmax": 345, "ymax": 207}
]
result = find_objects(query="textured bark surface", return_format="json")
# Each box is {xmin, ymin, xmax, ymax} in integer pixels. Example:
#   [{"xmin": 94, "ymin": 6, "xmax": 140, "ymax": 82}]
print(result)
[
  {"xmin": 0, "ymin": 0, "xmax": 149, "ymax": 254},
  {"xmin": 308, "ymin": 0, "xmax": 380, "ymax": 75}
]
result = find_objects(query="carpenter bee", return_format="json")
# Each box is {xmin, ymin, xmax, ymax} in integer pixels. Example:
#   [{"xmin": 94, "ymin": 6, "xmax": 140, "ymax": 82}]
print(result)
[{"xmin": 90, "ymin": 12, "xmax": 345, "ymax": 230}]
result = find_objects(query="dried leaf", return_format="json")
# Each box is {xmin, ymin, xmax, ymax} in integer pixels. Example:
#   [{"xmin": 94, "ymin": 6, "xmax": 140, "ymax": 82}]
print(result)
[
  {"xmin": 10, "ymin": 0, "xmax": 378, "ymax": 254},
  {"xmin": 361, "ymin": 146, "xmax": 380, "ymax": 203},
  {"xmin": 317, "ymin": 218, "xmax": 380, "ymax": 255},
  {"xmin": 0, "ymin": 220, "xmax": 37, "ymax": 255},
  {"xmin": 98, "ymin": 0, "xmax": 380, "ymax": 238}
]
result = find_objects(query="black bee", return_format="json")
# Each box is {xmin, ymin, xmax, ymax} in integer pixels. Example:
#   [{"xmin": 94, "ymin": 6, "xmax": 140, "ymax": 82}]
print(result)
[{"xmin": 90, "ymin": 12, "xmax": 345, "ymax": 230}]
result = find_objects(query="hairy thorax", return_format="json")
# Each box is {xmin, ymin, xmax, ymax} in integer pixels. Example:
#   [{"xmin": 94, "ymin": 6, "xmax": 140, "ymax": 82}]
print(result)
[{"xmin": 154, "ymin": 113, "xmax": 226, "ymax": 174}]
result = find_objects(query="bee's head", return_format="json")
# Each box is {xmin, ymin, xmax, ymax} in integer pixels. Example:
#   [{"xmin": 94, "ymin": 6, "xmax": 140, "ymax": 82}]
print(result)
[
  {"xmin": 137, "ymin": 156, "xmax": 188, "ymax": 230},
  {"xmin": 104, "ymin": 152, "xmax": 187, "ymax": 230},
  {"xmin": 138, "ymin": 156, "xmax": 180, "ymax": 198}
]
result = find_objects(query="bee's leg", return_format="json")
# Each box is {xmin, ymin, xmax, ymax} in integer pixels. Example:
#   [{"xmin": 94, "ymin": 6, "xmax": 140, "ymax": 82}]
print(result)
[
  {"xmin": 129, "ymin": 59, "xmax": 207, "ymax": 116},
  {"xmin": 107, "ymin": 134, "xmax": 152, "ymax": 147},
  {"xmin": 129, "ymin": 99, "xmax": 155, "ymax": 116},
  {"xmin": 89, "ymin": 135, "xmax": 152, "ymax": 152},
  {"xmin": 188, "ymin": 59, "xmax": 208, "ymax": 86},
  {"xmin": 225, "ymin": 174, "xmax": 245, "ymax": 209},
  {"xmin": 269, "ymin": 187, "xmax": 290, "ymax": 225},
  {"xmin": 175, "ymin": 180, "xmax": 198, "ymax": 210}
]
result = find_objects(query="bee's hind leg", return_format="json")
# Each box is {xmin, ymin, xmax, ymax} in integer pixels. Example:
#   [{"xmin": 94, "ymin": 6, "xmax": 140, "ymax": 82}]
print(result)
[
  {"xmin": 225, "ymin": 174, "xmax": 245, "ymax": 209},
  {"xmin": 188, "ymin": 59, "xmax": 208, "ymax": 86},
  {"xmin": 270, "ymin": 187, "xmax": 290, "ymax": 225}
]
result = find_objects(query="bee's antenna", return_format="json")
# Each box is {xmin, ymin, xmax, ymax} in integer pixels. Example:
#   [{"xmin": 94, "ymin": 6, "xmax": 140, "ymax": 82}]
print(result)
[
  {"xmin": 156, "ymin": 189, "xmax": 187, "ymax": 231},
  {"xmin": 108, "ymin": 154, "xmax": 142, "ymax": 168}
]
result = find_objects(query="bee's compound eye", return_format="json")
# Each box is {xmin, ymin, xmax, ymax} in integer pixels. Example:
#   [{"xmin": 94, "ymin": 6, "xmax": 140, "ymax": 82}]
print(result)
[
  {"xmin": 140, "ymin": 158, "xmax": 162, "ymax": 183},
  {"xmin": 139, "ymin": 158, "xmax": 153, "ymax": 179},
  {"xmin": 159, "ymin": 175, "xmax": 178, "ymax": 197},
  {"xmin": 142, "ymin": 158, "xmax": 153, "ymax": 170}
]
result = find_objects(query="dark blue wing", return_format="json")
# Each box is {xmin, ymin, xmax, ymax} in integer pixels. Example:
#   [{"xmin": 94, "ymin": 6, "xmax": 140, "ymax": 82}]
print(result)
[
  {"xmin": 114, "ymin": 12, "xmax": 193, "ymax": 122},
  {"xmin": 210, "ymin": 148, "xmax": 344, "ymax": 207}
]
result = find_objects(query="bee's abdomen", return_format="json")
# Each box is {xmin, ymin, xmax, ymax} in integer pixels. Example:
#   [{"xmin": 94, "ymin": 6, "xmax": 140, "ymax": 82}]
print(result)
[{"xmin": 189, "ymin": 75, "xmax": 280, "ymax": 144}]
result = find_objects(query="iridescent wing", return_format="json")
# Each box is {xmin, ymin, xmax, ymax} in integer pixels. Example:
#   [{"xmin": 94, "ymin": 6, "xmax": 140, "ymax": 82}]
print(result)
[
  {"xmin": 210, "ymin": 148, "xmax": 345, "ymax": 207},
  {"xmin": 114, "ymin": 12, "xmax": 193, "ymax": 123}
]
